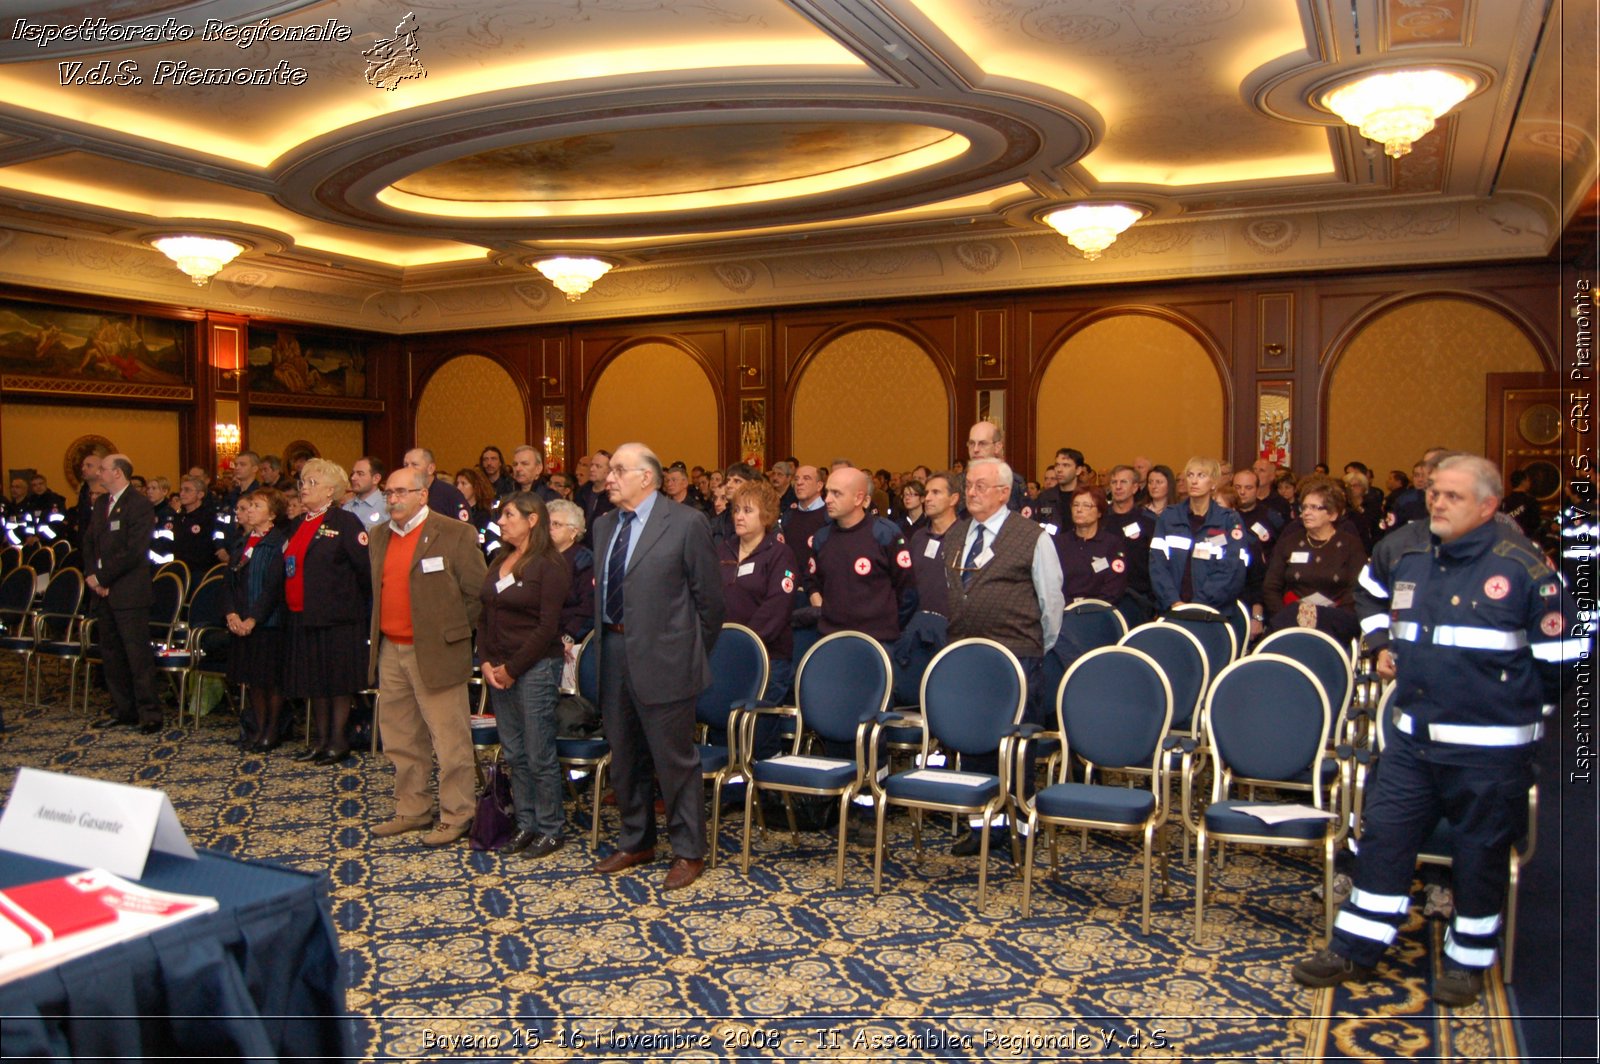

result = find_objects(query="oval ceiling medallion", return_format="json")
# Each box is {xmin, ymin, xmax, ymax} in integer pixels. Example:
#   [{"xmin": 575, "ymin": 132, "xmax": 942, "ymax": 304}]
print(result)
[{"xmin": 380, "ymin": 121, "xmax": 969, "ymax": 219}]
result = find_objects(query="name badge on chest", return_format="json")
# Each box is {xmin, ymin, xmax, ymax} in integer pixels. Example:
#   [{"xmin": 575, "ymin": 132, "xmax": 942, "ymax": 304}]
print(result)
[
  {"xmin": 495, "ymin": 573, "xmax": 515, "ymax": 593},
  {"xmin": 737, "ymin": 562, "xmax": 755, "ymax": 577},
  {"xmin": 421, "ymin": 556, "xmax": 445, "ymax": 573},
  {"xmin": 109, "ymin": 520, "xmax": 120, "ymax": 531},
  {"xmin": 1393, "ymin": 581, "xmax": 1416, "ymax": 610},
  {"xmin": 923, "ymin": 538, "xmax": 941, "ymax": 560}
]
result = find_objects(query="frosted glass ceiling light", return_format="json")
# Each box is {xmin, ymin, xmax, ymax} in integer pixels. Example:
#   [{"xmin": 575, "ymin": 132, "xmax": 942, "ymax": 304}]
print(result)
[
  {"xmin": 1321, "ymin": 68, "xmax": 1477, "ymax": 158},
  {"xmin": 153, "ymin": 235, "xmax": 245, "ymax": 286},
  {"xmin": 533, "ymin": 256, "xmax": 613, "ymax": 300},
  {"xmin": 1042, "ymin": 204, "xmax": 1144, "ymax": 261}
]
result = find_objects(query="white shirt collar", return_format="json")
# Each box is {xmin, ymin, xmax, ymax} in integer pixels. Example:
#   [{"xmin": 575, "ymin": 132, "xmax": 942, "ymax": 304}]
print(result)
[{"xmin": 390, "ymin": 505, "xmax": 430, "ymax": 536}]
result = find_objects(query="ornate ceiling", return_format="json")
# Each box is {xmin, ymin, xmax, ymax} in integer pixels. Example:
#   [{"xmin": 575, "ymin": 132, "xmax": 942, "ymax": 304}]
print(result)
[{"xmin": 0, "ymin": 0, "xmax": 1592, "ymax": 333}]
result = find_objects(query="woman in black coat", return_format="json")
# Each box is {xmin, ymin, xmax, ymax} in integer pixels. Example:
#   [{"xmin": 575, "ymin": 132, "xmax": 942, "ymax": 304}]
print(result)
[
  {"xmin": 224, "ymin": 488, "xmax": 289, "ymax": 752},
  {"xmin": 280, "ymin": 459, "xmax": 371, "ymax": 765}
]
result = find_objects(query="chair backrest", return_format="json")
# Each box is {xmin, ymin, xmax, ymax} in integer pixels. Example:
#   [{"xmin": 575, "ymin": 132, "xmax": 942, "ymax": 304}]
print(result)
[
  {"xmin": 59, "ymin": 549, "xmax": 84, "ymax": 574},
  {"xmin": 1060, "ymin": 598, "xmax": 1128, "ymax": 650},
  {"xmin": 1118, "ymin": 621, "xmax": 1209, "ymax": 732},
  {"xmin": 1057, "ymin": 646, "xmax": 1173, "ymax": 773},
  {"xmin": 185, "ymin": 574, "xmax": 227, "ymax": 630},
  {"xmin": 0, "ymin": 545, "xmax": 20, "ymax": 576},
  {"xmin": 918, "ymin": 638, "xmax": 1026, "ymax": 757},
  {"xmin": 49, "ymin": 539, "xmax": 71, "ymax": 564},
  {"xmin": 192, "ymin": 564, "xmax": 227, "ymax": 601},
  {"xmin": 27, "ymin": 545, "xmax": 54, "ymax": 577},
  {"xmin": 155, "ymin": 559, "xmax": 191, "ymax": 601},
  {"xmin": 1158, "ymin": 607, "xmax": 1236, "ymax": 680},
  {"xmin": 1205, "ymin": 654, "xmax": 1330, "ymax": 787},
  {"xmin": 1228, "ymin": 599, "xmax": 1252, "ymax": 654},
  {"xmin": 695, "ymin": 623, "xmax": 769, "ymax": 731},
  {"xmin": 575, "ymin": 631, "xmax": 600, "ymax": 704},
  {"xmin": 37, "ymin": 567, "xmax": 84, "ymax": 620},
  {"xmin": 149, "ymin": 571, "xmax": 185, "ymax": 643},
  {"xmin": 0, "ymin": 565, "xmax": 38, "ymax": 621},
  {"xmin": 793, "ymin": 631, "xmax": 892, "ymax": 745},
  {"xmin": 1254, "ymin": 628, "xmax": 1353, "ymax": 727}
]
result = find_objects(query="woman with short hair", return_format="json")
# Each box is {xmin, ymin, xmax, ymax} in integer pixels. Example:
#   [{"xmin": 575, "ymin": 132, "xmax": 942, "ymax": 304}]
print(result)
[
  {"xmin": 718, "ymin": 480, "xmax": 797, "ymax": 706},
  {"xmin": 224, "ymin": 487, "xmax": 289, "ymax": 752},
  {"xmin": 545, "ymin": 498, "xmax": 593, "ymax": 646},
  {"xmin": 1150, "ymin": 456, "xmax": 1248, "ymax": 611},
  {"xmin": 1263, "ymin": 479, "xmax": 1367, "ymax": 642},
  {"xmin": 282, "ymin": 458, "xmax": 371, "ymax": 766}
]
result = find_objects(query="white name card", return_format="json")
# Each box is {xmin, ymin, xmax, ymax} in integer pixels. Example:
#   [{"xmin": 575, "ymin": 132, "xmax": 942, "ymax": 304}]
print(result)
[{"xmin": 0, "ymin": 768, "xmax": 197, "ymax": 879}]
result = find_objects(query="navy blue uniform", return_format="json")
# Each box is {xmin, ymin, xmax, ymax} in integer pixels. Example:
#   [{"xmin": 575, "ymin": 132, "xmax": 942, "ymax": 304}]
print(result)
[
  {"xmin": 1058, "ymin": 524, "xmax": 1129, "ymax": 603},
  {"xmin": 1150, "ymin": 502, "xmax": 1247, "ymax": 611},
  {"xmin": 811, "ymin": 516, "xmax": 916, "ymax": 641},
  {"xmin": 1234, "ymin": 502, "xmax": 1282, "ymax": 614},
  {"xmin": 427, "ymin": 479, "xmax": 473, "ymax": 523},
  {"xmin": 1334, "ymin": 518, "xmax": 1584, "ymax": 972}
]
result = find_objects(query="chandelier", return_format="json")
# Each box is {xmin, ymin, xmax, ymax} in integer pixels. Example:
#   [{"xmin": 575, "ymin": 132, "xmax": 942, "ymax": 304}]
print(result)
[
  {"xmin": 1320, "ymin": 68, "xmax": 1477, "ymax": 158},
  {"xmin": 1042, "ymin": 204, "xmax": 1144, "ymax": 261},
  {"xmin": 532, "ymin": 256, "xmax": 613, "ymax": 301},
  {"xmin": 152, "ymin": 235, "xmax": 244, "ymax": 286}
]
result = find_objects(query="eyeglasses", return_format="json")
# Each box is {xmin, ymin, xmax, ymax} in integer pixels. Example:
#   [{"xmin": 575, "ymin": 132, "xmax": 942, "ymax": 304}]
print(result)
[
  {"xmin": 609, "ymin": 465, "xmax": 646, "ymax": 477},
  {"xmin": 967, "ymin": 481, "xmax": 1002, "ymax": 493},
  {"xmin": 1301, "ymin": 502, "xmax": 1331, "ymax": 512},
  {"xmin": 382, "ymin": 487, "xmax": 423, "ymax": 499}
]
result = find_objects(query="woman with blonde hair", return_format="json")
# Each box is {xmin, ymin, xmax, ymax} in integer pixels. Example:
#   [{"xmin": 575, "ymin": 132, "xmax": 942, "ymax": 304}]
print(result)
[
  {"xmin": 282, "ymin": 458, "xmax": 371, "ymax": 766},
  {"xmin": 1150, "ymin": 456, "xmax": 1248, "ymax": 611}
]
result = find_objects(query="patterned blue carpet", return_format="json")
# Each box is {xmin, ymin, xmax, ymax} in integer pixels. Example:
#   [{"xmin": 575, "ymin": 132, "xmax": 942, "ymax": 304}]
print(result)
[{"xmin": 0, "ymin": 688, "xmax": 1521, "ymax": 1061}]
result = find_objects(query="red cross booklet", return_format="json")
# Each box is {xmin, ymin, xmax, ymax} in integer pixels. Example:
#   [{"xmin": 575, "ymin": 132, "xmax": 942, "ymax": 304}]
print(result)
[{"xmin": 0, "ymin": 868, "xmax": 217, "ymax": 985}]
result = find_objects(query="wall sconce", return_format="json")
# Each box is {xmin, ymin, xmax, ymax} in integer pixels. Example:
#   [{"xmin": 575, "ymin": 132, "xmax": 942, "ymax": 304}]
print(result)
[
  {"xmin": 1318, "ymin": 67, "xmax": 1479, "ymax": 158},
  {"xmin": 215, "ymin": 421, "xmax": 241, "ymax": 474},
  {"xmin": 1263, "ymin": 343, "xmax": 1285, "ymax": 358},
  {"xmin": 153, "ymin": 235, "xmax": 244, "ymax": 286}
]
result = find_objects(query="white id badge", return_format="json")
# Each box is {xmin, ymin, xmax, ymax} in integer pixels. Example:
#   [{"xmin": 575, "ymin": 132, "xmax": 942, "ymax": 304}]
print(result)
[
  {"xmin": 1091, "ymin": 556, "xmax": 1109, "ymax": 573},
  {"xmin": 421, "ymin": 556, "xmax": 445, "ymax": 573},
  {"xmin": 495, "ymin": 574, "xmax": 515, "ymax": 593},
  {"xmin": 109, "ymin": 520, "xmax": 120, "ymax": 531},
  {"xmin": 1122, "ymin": 522, "xmax": 1141, "ymax": 539},
  {"xmin": 1393, "ymin": 581, "xmax": 1416, "ymax": 610},
  {"xmin": 923, "ymin": 538, "xmax": 940, "ymax": 559},
  {"xmin": 1289, "ymin": 551, "xmax": 1310, "ymax": 564},
  {"xmin": 737, "ymin": 562, "xmax": 755, "ymax": 577},
  {"xmin": 1043, "ymin": 523, "xmax": 1059, "ymax": 537}
]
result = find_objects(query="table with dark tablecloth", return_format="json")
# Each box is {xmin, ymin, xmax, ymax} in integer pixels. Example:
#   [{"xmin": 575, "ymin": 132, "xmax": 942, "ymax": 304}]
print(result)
[{"xmin": 0, "ymin": 848, "xmax": 354, "ymax": 1061}]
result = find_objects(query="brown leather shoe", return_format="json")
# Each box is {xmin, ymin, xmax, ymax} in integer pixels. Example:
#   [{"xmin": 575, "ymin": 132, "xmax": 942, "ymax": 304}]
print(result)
[
  {"xmin": 663, "ymin": 857, "xmax": 705, "ymax": 891},
  {"xmin": 593, "ymin": 848, "xmax": 655, "ymax": 874},
  {"xmin": 422, "ymin": 821, "xmax": 472, "ymax": 846},
  {"xmin": 373, "ymin": 815, "xmax": 432, "ymax": 838}
]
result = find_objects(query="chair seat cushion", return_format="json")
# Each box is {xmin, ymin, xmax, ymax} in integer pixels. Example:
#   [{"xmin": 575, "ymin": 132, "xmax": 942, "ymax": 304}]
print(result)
[
  {"xmin": 698, "ymin": 744, "xmax": 730, "ymax": 774},
  {"xmin": 880, "ymin": 725, "xmax": 922, "ymax": 747},
  {"xmin": 556, "ymin": 737, "xmax": 609, "ymax": 761},
  {"xmin": 1035, "ymin": 782, "xmax": 1155, "ymax": 825},
  {"xmin": 1288, "ymin": 760, "xmax": 1340, "ymax": 786},
  {"xmin": 1030, "ymin": 737, "xmax": 1061, "ymax": 759},
  {"xmin": 1204, "ymin": 799, "xmax": 1332, "ymax": 840},
  {"xmin": 0, "ymin": 635, "xmax": 33, "ymax": 652},
  {"xmin": 883, "ymin": 769, "xmax": 999, "ymax": 807},
  {"xmin": 752, "ymin": 754, "xmax": 856, "ymax": 790},
  {"xmin": 35, "ymin": 640, "xmax": 79, "ymax": 657}
]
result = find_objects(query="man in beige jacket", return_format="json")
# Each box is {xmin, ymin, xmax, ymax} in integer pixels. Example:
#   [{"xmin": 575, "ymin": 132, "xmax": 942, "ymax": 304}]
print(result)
[{"xmin": 366, "ymin": 465, "xmax": 488, "ymax": 845}]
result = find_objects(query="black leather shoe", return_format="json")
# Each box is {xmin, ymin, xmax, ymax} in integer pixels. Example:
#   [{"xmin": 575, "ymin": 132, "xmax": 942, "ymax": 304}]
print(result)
[
  {"xmin": 1433, "ymin": 965, "xmax": 1485, "ymax": 1007},
  {"xmin": 291, "ymin": 747, "xmax": 324, "ymax": 762},
  {"xmin": 91, "ymin": 716, "xmax": 129, "ymax": 730},
  {"xmin": 524, "ymin": 834, "xmax": 565, "ymax": 860},
  {"xmin": 253, "ymin": 740, "xmax": 279, "ymax": 753},
  {"xmin": 1292, "ymin": 946, "xmax": 1375, "ymax": 988},
  {"xmin": 312, "ymin": 749, "xmax": 350, "ymax": 766},
  {"xmin": 138, "ymin": 721, "xmax": 163, "ymax": 735},
  {"xmin": 500, "ymin": 829, "xmax": 539, "ymax": 855}
]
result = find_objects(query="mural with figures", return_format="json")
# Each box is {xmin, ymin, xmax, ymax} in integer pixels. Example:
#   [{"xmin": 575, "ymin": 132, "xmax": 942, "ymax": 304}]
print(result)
[
  {"xmin": 0, "ymin": 299, "xmax": 188, "ymax": 383},
  {"xmin": 248, "ymin": 329, "xmax": 367, "ymax": 397}
]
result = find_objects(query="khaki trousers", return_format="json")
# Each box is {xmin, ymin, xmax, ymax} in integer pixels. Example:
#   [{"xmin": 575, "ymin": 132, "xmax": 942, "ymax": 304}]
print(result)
[{"xmin": 378, "ymin": 638, "xmax": 476, "ymax": 826}]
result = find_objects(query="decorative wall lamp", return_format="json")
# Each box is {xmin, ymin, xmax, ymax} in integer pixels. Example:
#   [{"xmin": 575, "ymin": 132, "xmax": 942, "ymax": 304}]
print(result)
[
  {"xmin": 215, "ymin": 421, "xmax": 241, "ymax": 474},
  {"xmin": 532, "ymin": 256, "xmax": 613, "ymax": 301},
  {"xmin": 1042, "ymin": 204, "xmax": 1144, "ymax": 261},
  {"xmin": 1318, "ymin": 67, "xmax": 1479, "ymax": 158},
  {"xmin": 153, "ymin": 235, "xmax": 244, "ymax": 286}
]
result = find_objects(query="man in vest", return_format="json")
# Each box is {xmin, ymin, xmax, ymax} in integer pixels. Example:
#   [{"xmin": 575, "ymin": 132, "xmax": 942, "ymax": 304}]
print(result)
[{"xmin": 941, "ymin": 456, "xmax": 1063, "ymax": 855}]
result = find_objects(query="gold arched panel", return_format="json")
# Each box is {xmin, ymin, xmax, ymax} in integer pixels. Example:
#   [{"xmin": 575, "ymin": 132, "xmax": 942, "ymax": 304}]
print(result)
[
  {"xmin": 1327, "ymin": 298, "xmax": 1543, "ymax": 478},
  {"xmin": 587, "ymin": 342, "xmax": 718, "ymax": 467},
  {"xmin": 414, "ymin": 355, "xmax": 529, "ymax": 477},
  {"xmin": 1036, "ymin": 314, "xmax": 1224, "ymax": 475},
  {"xmin": 791, "ymin": 328, "xmax": 947, "ymax": 471}
]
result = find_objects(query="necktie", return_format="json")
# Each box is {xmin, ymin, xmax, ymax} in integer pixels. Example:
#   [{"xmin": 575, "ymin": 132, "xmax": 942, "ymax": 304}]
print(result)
[
  {"xmin": 605, "ymin": 509, "xmax": 636, "ymax": 624},
  {"xmin": 962, "ymin": 524, "xmax": 985, "ymax": 588}
]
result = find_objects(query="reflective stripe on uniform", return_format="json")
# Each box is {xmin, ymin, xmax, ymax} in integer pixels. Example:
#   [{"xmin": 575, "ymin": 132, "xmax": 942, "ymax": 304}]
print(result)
[
  {"xmin": 1360, "ymin": 613, "xmax": 1390, "ymax": 635},
  {"xmin": 1533, "ymin": 638, "xmax": 1587, "ymax": 662},
  {"xmin": 1165, "ymin": 535, "xmax": 1192, "ymax": 551},
  {"xmin": 1334, "ymin": 910, "xmax": 1397, "ymax": 945},
  {"xmin": 1358, "ymin": 565, "xmax": 1388, "ymax": 599},
  {"xmin": 1151, "ymin": 536, "xmax": 1168, "ymax": 557},
  {"xmin": 1390, "ymin": 622, "xmax": 1526, "ymax": 651},
  {"xmin": 1443, "ymin": 931, "xmax": 1496, "ymax": 967},
  {"xmin": 1397, "ymin": 712, "xmax": 1543, "ymax": 746},
  {"xmin": 1453, "ymin": 912, "xmax": 1501, "ymax": 936},
  {"xmin": 1349, "ymin": 887, "xmax": 1411, "ymax": 915}
]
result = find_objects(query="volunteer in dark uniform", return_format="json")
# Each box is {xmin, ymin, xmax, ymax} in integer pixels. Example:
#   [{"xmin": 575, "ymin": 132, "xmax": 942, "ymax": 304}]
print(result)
[
  {"xmin": 455, "ymin": 466, "xmax": 501, "ymax": 556},
  {"xmin": 1150, "ymin": 457, "xmax": 1247, "ymax": 611},
  {"xmin": 1031, "ymin": 447, "xmax": 1083, "ymax": 535},
  {"xmin": 282, "ymin": 458, "xmax": 372, "ymax": 765},
  {"xmin": 810, "ymin": 466, "xmax": 916, "ymax": 643},
  {"xmin": 1260, "ymin": 479, "xmax": 1366, "ymax": 643},
  {"xmin": 479, "ymin": 446, "xmax": 517, "ymax": 501},
  {"xmin": 894, "ymin": 471, "xmax": 960, "ymax": 705},
  {"xmin": 781, "ymin": 464, "xmax": 829, "ymax": 599},
  {"xmin": 223, "ymin": 487, "xmax": 289, "ymax": 751},
  {"xmin": 158, "ymin": 475, "xmax": 227, "ymax": 580},
  {"xmin": 1106, "ymin": 465, "xmax": 1158, "ymax": 625},
  {"xmin": 896, "ymin": 480, "xmax": 928, "ymax": 540},
  {"xmin": 546, "ymin": 498, "xmax": 594, "ymax": 647},
  {"xmin": 718, "ymin": 480, "xmax": 797, "ymax": 708},
  {"xmin": 1232, "ymin": 468, "xmax": 1283, "ymax": 641},
  {"xmin": 404, "ymin": 447, "xmax": 472, "ymax": 523},
  {"xmin": 1499, "ymin": 468, "xmax": 1544, "ymax": 541},
  {"xmin": 1293, "ymin": 454, "xmax": 1585, "ymax": 1006},
  {"xmin": 1058, "ymin": 486, "xmax": 1128, "ymax": 604}
]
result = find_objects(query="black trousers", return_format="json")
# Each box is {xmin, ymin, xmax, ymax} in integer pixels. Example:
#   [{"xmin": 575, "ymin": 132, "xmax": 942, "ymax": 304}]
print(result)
[
  {"xmin": 598, "ymin": 629, "xmax": 706, "ymax": 859},
  {"xmin": 96, "ymin": 600, "xmax": 160, "ymax": 725}
]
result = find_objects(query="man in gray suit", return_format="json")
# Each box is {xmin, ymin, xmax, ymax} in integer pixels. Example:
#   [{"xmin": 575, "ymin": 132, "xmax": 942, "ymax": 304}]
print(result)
[{"xmin": 592, "ymin": 442, "xmax": 724, "ymax": 890}]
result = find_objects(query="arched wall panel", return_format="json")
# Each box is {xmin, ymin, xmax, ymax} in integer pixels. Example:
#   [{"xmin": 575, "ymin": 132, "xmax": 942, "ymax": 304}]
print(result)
[
  {"xmin": 1326, "ymin": 297, "xmax": 1544, "ymax": 478},
  {"xmin": 414, "ymin": 354, "xmax": 529, "ymax": 478},
  {"xmin": 790, "ymin": 327, "xmax": 948, "ymax": 471},
  {"xmin": 1035, "ymin": 313, "xmax": 1225, "ymax": 474},
  {"xmin": 587, "ymin": 341, "xmax": 718, "ymax": 467}
]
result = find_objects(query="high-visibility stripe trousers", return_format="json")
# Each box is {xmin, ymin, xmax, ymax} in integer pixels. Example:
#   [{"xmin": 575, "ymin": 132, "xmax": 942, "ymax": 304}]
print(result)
[{"xmin": 1331, "ymin": 725, "xmax": 1535, "ymax": 970}]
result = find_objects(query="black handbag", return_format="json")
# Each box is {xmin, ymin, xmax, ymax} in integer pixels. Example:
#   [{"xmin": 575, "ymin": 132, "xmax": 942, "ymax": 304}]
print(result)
[{"xmin": 469, "ymin": 755, "xmax": 515, "ymax": 851}]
